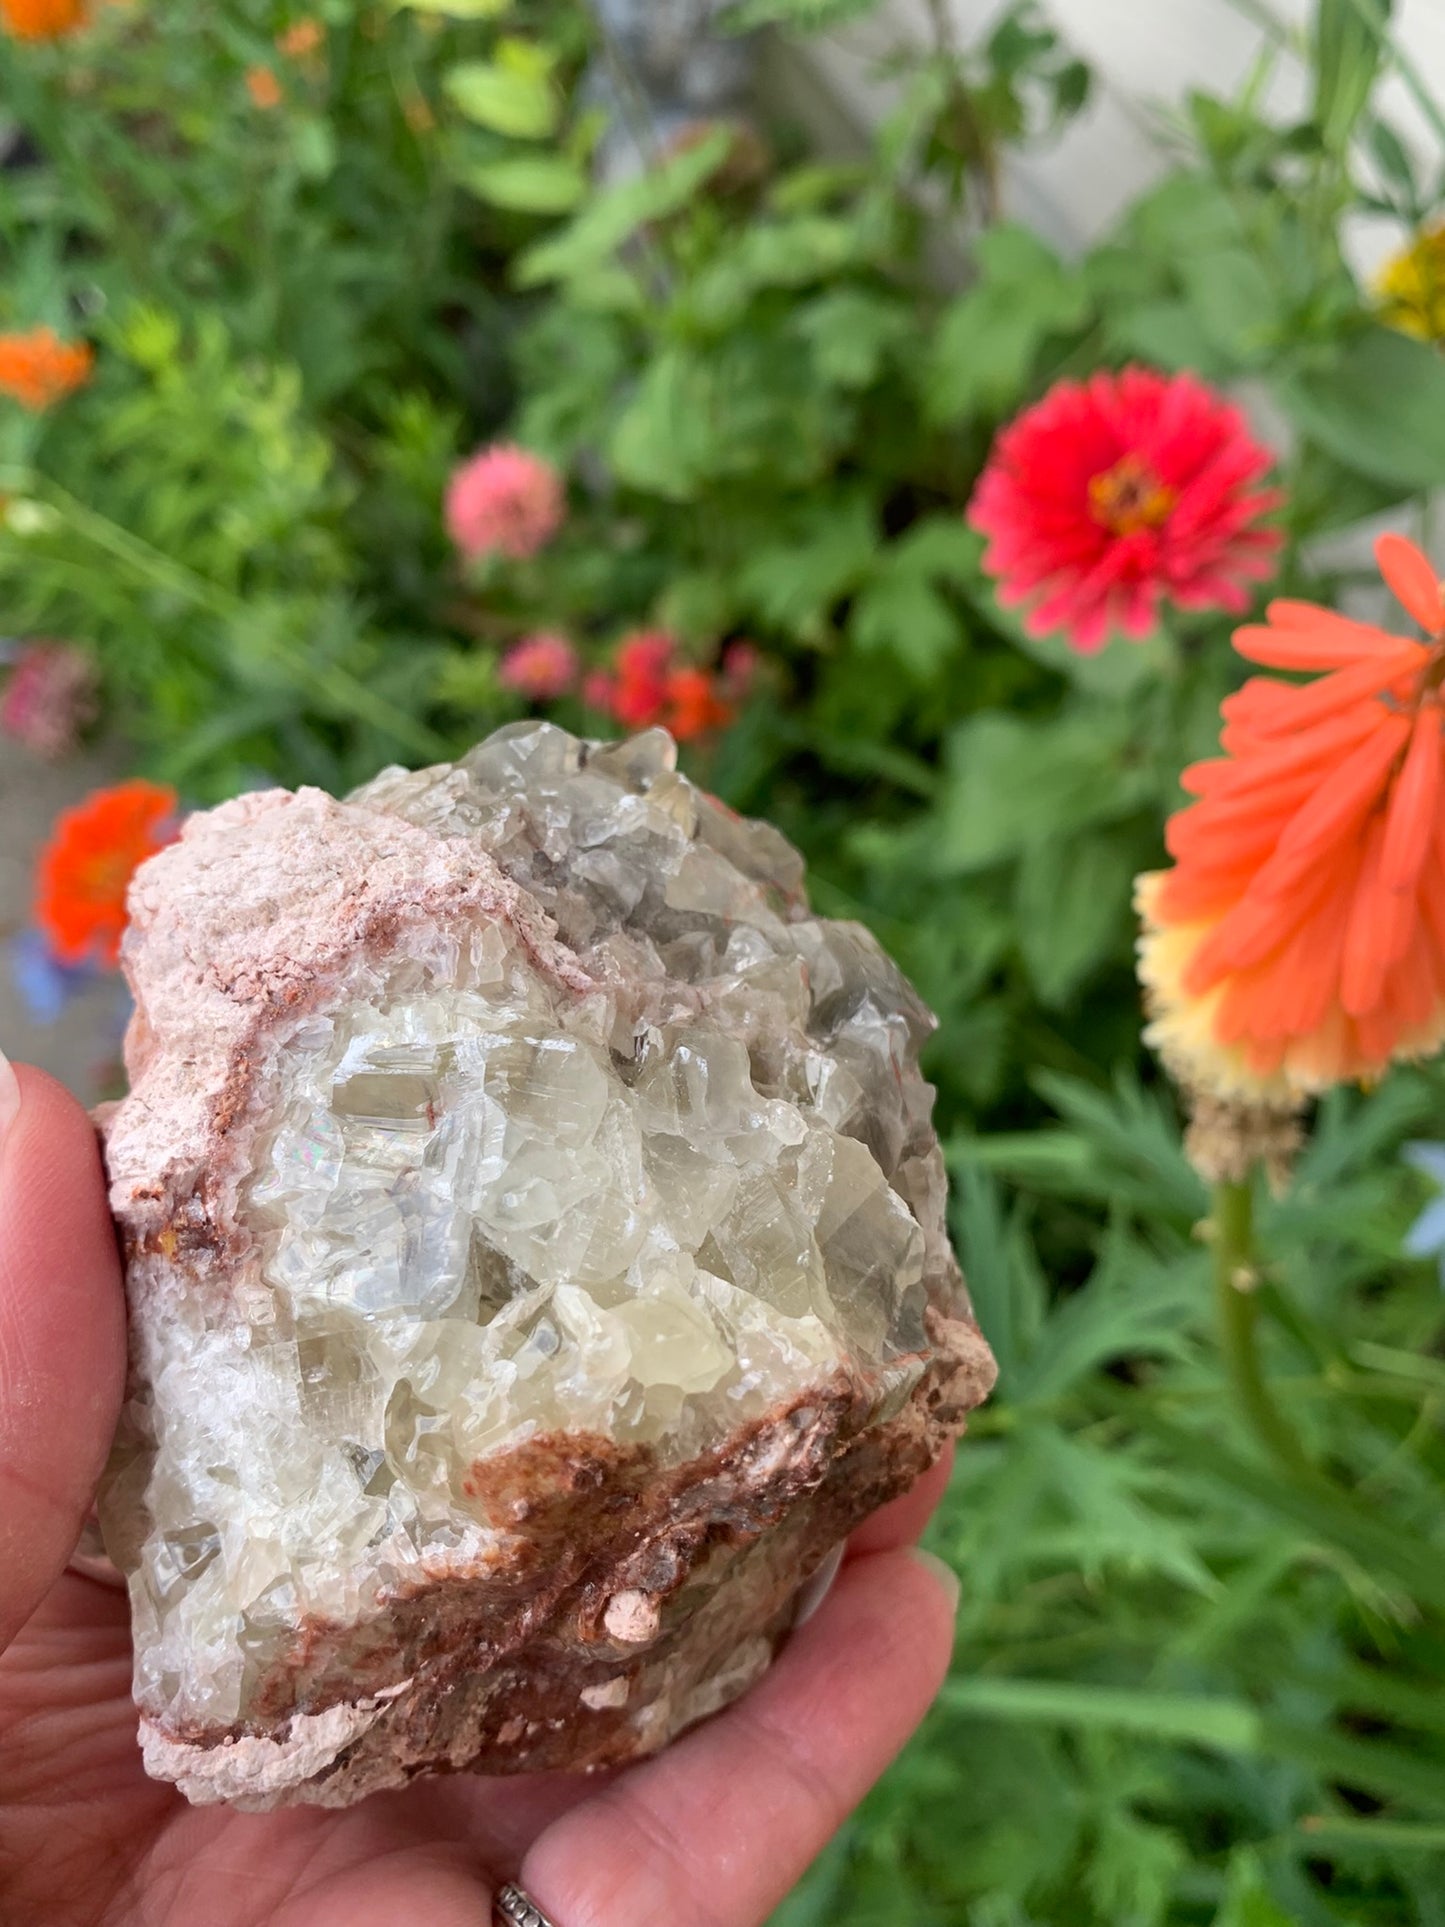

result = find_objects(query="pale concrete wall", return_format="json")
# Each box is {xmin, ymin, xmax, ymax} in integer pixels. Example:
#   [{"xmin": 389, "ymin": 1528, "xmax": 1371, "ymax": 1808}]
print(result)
[{"xmin": 797, "ymin": 0, "xmax": 1445, "ymax": 274}]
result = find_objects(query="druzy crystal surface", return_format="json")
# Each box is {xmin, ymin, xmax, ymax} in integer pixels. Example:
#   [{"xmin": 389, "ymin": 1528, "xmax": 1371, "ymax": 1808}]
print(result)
[{"xmin": 100, "ymin": 725, "xmax": 995, "ymax": 1807}]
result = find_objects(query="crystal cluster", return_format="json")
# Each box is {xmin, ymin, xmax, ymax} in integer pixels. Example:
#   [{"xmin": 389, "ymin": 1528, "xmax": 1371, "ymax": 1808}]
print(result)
[{"xmin": 100, "ymin": 725, "xmax": 995, "ymax": 1808}]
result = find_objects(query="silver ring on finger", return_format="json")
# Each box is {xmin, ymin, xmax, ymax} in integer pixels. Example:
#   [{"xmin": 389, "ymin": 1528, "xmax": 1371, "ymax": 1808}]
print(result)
[{"xmin": 495, "ymin": 1882, "xmax": 561, "ymax": 1927}]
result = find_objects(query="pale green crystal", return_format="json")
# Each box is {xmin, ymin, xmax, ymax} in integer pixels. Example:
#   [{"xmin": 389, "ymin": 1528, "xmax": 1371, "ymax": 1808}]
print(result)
[{"xmin": 113, "ymin": 725, "xmax": 960, "ymax": 1739}]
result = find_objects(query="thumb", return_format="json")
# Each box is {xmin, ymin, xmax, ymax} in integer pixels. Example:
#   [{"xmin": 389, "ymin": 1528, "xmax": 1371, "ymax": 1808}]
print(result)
[{"xmin": 0, "ymin": 1053, "xmax": 125, "ymax": 1648}]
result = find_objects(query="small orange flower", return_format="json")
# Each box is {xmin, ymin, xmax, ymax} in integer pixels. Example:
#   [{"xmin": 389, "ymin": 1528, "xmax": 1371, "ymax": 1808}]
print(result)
[
  {"xmin": 245, "ymin": 63, "xmax": 283, "ymax": 109},
  {"xmin": 276, "ymin": 17, "xmax": 323, "ymax": 58},
  {"xmin": 36, "ymin": 779, "xmax": 180, "ymax": 968},
  {"xmin": 0, "ymin": 326, "xmax": 93, "ymax": 410},
  {"xmin": 0, "ymin": 0, "xmax": 86, "ymax": 40},
  {"xmin": 1138, "ymin": 534, "xmax": 1445, "ymax": 1099},
  {"xmin": 663, "ymin": 667, "xmax": 734, "ymax": 742}
]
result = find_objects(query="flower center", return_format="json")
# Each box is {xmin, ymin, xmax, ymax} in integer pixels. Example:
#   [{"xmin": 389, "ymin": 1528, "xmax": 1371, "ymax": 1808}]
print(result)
[{"xmin": 1088, "ymin": 454, "xmax": 1177, "ymax": 537}]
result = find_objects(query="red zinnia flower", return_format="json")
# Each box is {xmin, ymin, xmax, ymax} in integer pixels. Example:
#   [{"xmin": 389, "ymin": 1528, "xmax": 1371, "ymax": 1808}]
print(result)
[
  {"xmin": 1138, "ymin": 534, "xmax": 1445, "ymax": 1099},
  {"xmin": 0, "ymin": 326, "xmax": 93, "ymax": 410},
  {"xmin": 497, "ymin": 632, "xmax": 579, "ymax": 700},
  {"xmin": 1, "ymin": 0, "xmax": 86, "ymax": 39},
  {"xmin": 969, "ymin": 366, "xmax": 1283, "ymax": 653},
  {"xmin": 445, "ymin": 444, "xmax": 565, "ymax": 564},
  {"xmin": 602, "ymin": 631, "xmax": 675, "ymax": 728},
  {"xmin": 35, "ymin": 779, "xmax": 180, "ymax": 968},
  {"xmin": 586, "ymin": 631, "xmax": 735, "ymax": 741}
]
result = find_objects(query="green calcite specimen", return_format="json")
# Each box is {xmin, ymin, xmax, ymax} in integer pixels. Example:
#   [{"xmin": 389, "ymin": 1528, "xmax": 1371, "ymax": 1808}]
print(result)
[{"xmin": 100, "ymin": 725, "xmax": 994, "ymax": 1807}]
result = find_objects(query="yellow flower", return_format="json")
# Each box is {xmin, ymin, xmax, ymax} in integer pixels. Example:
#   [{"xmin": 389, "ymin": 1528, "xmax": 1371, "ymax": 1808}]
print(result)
[{"xmin": 1375, "ymin": 222, "xmax": 1445, "ymax": 343}]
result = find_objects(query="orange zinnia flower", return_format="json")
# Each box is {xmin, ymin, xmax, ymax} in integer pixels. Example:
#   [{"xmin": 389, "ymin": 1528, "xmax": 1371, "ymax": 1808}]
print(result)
[
  {"xmin": 276, "ymin": 17, "xmax": 323, "ymax": 59},
  {"xmin": 662, "ymin": 666, "xmax": 734, "ymax": 742},
  {"xmin": 1138, "ymin": 534, "xmax": 1445, "ymax": 1099},
  {"xmin": 0, "ymin": 0, "xmax": 86, "ymax": 40},
  {"xmin": 0, "ymin": 327, "xmax": 93, "ymax": 410},
  {"xmin": 245, "ymin": 64, "xmax": 283, "ymax": 109},
  {"xmin": 35, "ymin": 779, "xmax": 180, "ymax": 968}
]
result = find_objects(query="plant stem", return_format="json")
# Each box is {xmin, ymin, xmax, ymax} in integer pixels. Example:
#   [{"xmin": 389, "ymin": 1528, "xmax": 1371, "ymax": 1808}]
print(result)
[{"xmin": 1212, "ymin": 1176, "xmax": 1318, "ymax": 1479}]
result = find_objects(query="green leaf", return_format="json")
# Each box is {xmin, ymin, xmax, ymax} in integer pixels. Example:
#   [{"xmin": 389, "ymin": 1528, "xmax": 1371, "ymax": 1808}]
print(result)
[
  {"xmin": 948, "ymin": 1164, "xmax": 1045, "ymax": 1395},
  {"xmin": 941, "ymin": 1677, "xmax": 1265, "ymax": 1752},
  {"xmin": 793, "ymin": 287, "xmax": 910, "ymax": 389},
  {"xmin": 1033, "ymin": 1069, "xmax": 1206, "ymax": 1221},
  {"xmin": 1014, "ymin": 832, "xmax": 1135, "ymax": 1008},
  {"xmin": 850, "ymin": 567, "xmax": 962, "ymax": 680},
  {"xmin": 1212, "ymin": 1852, "xmax": 1301, "ymax": 1927},
  {"xmin": 1368, "ymin": 117, "xmax": 1420, "ymax": 203},
  {"xmin": 1176, "ymin": 246, "xmax": 1280, "ymax": 367},
  {"xmin": 391, "ymin": 0, "xmax": 510, "ymax": 14},
  {"xmin": 849, "ymin": 519, "xmax": 976, "ymax": 680},
  {"xmin": 515, "ymin": 131, "xmax": 732, "ymax": 286},
  {"xmin": 1279, "ymin": 325, "xmax": 1445, "ymax": 491},
  {"xmin": 443, "ymin": 61, "xmax": 559, "ymax": 139},
  {"xmin": 1106, "ymin": 298, "xmax": 1229, "ymax": 376},
  {"xmin": 455, "ymin": 154, "xmax": 587, "ymax": 213},
  {"xmin": 927, "ymin": 224, "xmax": 1090, "ymax": 424},
  {"xmin": 942, "ymin": 1676, "xmax": 1445, "ymax": 1810},
  {"xmin": 689, "ymin": 217, "xmax": 864, "ymax": 327},
  {"xmin": 736, "ymin": 492, "xmax": 878, "ymax": 637},
  {"xmin": 1314, "ymin": 0, "xmax": 1394, "ymax": 153},
  {"xmin": 1143, "ymin": 1415, "xmax": 1445, "ymax": 1619},
  {"xmin": 1010, "ymin": 1229, "xmax": 1203, "ymax": 1404},
  {"xmin": 934, "ymin": 708, "xmax": 1156, "ymax": 876},
  {"xmin": 715, "ymin": 0, "xmax": 880, "ymax": 32},
  {"xmin": 610, "ymin": 329, "xmax": 843, "ymax": 500},
  {"xmin": 1123, "ymin": 171, "xmax": 1245, "ymax": 261},
  {"xmin": 1026, "ymin": 1425, "xmax": 1217, "ymax": 1593}
]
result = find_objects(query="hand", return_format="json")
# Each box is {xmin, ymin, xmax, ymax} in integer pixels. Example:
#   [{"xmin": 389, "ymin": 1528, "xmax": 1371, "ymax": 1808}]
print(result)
[{"xmin": 0, "ymin": 1058, "xmax": 961, "ymax": 1927}]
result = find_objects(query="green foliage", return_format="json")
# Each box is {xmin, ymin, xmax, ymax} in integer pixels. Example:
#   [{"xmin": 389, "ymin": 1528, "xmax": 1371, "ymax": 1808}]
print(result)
[
  {"xmin": 771, "ymin": 1072, "xmax": 1445, "ymax": 1927},
  {"xmin": 5, "ymin": 3, "xmax": 1445, "ymax": 1922}
]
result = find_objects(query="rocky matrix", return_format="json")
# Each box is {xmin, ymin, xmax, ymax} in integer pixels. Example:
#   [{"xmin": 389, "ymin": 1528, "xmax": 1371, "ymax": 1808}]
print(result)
[{"xmin": 99, "ymin": 724, "xmax": 996, "ymax": 1809}]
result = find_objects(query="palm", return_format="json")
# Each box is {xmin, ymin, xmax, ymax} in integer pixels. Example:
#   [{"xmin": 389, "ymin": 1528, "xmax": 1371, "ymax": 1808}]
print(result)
[
  {"xmin": 0, "ymin": 1065, "xmax": 960, "ymax": 1927},
  {"xmin": 2, "ymin": 1576, "xmax": 607, "ymax": 1924}
]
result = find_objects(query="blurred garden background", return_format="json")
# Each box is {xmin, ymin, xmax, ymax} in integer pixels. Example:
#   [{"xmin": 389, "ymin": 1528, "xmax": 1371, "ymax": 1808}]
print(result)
[{"xmin": 9, "ymin": 0, "xmax": 1445, "ymax": 1920}]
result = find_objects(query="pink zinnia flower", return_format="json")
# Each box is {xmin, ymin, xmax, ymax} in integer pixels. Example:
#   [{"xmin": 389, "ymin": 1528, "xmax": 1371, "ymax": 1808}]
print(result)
[
  {"xmin": 582, "ymin": 668, "xmax": 616, "ymax": 712},
  {"xmin": 497, "ymin": 632, "xmax": 579, "ymax": 700},
  {"xmin": 720, "ymin": 639, "xmax": 760, "ymax": 696},
  {"xmin": 445, "ymin": 443, "xmax": 564, "ymax": 563},
  {"xmin": 967, "ymin": 366, "xmax": 1283, "ymax": 654},
  {"xmin": 1, "ymin": 642, "xmax": 98, "ymax": 759}
]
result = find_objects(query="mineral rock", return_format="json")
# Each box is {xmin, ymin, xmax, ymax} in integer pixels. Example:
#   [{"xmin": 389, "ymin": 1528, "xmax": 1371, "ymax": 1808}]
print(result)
[{"xmin": 99, "ymin": 724, "xmax": 996, "ymax": 1809}]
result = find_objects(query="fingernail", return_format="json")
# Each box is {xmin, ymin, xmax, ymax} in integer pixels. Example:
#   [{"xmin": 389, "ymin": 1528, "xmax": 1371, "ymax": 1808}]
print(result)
[
  {"xmin": 793, "ymin": 1540, "xmax": 846, "ymax": 1627},
  {"xmin": 908, "ymin": 1547, "xmax": 961, "ymax": 1616},
  {"xmin": 0, "ymin": 1048, "xmax": 19, "ymax": 1149}
]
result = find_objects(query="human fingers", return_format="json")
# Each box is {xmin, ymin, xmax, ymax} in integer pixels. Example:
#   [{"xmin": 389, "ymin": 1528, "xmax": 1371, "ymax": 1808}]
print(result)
[
  {"xmin": 0, "ymin": 1057, "xmax": 126, "ymax": 1649},
  {"xmin": 518, "ymin": 1544, "xmax": 960, "ymax": 1927}
]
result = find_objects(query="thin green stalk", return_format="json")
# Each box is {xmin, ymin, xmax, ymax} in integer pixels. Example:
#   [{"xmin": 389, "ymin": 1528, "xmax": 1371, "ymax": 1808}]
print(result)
[
  {"xmin": 1212, "ymin": 1177, "xmax": 1318, "ymax": 1480},
  {"xmin": 1339, "ymin": 0, "xmax": 1445, "ymax": 150},
  {"xmin": 0, "ymin": 470, "xmax": 448, "ymax": 762}
]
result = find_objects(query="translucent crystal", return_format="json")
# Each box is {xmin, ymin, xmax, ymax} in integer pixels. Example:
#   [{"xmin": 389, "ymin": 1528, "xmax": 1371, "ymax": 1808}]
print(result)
[{"xmin": 105, "ymin": 724, "xmax": 969, "ymax": 1767}]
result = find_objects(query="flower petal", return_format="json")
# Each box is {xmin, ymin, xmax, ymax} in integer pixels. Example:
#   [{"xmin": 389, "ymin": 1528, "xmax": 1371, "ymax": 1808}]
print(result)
[{"xmin": 1377, "ymin": 532, "xmax": 1444, "ymax": 636}]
